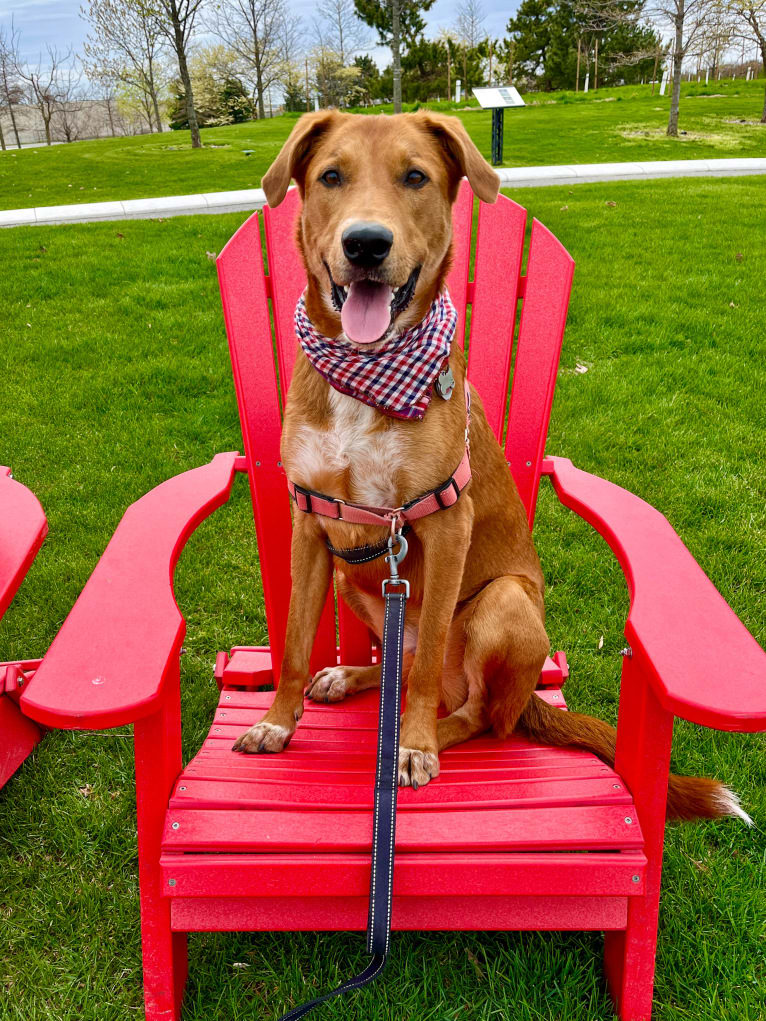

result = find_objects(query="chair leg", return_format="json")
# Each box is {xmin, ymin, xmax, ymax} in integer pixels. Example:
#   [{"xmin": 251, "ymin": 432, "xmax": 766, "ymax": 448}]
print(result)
[
  {"xmin": 134, "ymin": 674, "xmax": 188, "ymax": 1020},
  {"xmin": 603, "ymin": 656, "xmax": 674, "ymax": 1020}
]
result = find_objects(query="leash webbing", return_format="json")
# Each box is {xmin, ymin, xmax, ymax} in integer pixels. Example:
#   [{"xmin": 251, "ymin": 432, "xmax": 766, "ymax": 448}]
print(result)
[{"xmin": 275, "ymin": 535, "xmax": 408, "ymax": 1020}]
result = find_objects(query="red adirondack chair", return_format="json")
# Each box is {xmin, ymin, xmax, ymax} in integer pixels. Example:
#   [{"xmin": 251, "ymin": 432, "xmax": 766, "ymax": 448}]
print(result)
[
  {"xmin": 19, "ymin": 183, "xmax": 766, "ymax": 1021},
  {"xmin": 0, "ymin": 467, "xmax": 47, "ymax": 788}
]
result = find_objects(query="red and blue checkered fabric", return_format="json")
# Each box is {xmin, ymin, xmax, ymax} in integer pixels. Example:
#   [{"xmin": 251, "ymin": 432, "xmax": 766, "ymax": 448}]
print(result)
[{"xmin": 294, "ymin": 290, "xmax": 458, "ymax": 421}]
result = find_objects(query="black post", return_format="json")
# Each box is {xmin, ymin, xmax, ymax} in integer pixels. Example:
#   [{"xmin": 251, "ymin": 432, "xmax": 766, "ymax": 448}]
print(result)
[{"xmin": 491, "ymin": 107, "xmax": 504, "ymax": 165}]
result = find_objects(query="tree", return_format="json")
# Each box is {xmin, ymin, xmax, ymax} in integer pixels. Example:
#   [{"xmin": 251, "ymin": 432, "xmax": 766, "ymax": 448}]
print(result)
[
  {"xmin": 153, "ymin": 0, "xmax": 205, "ymax": 147},
  {"xmin": 454, "ymin": 0, "xmax": 487, "ymax": 95},
  {"xmin": 315, "ymin": 0, "xmax": 368, "ymax": 63},
  {"xmin": 725, "ymin": 0, "xmax": 766, "ymax": 119},
  {"xmin": 16, "ymin": 45, "xmax": 74, "ymax": 146},
  {"xmin": 275, "ymin": 16, "xmax": 307, "ymax": 112},
  {"xmin": 207, "ymin": 0, "xmax": 287, "ymax": 119},
  {"xmin": 50, "ymin": 60, "xmax": 87, "ymax": 142},
  {"xmin": 506, "ymin": 0, "xmax": 659, "ymax": 91},
  {"xmin": 353, "ymin": 53, "xmax": 381, "ymax": 103},
  {"xmin": 0, "ymin": 21, "xmax": 23, "ymax": 148},
  {"xmin": 649, "ymin": 0, "xmax": 711, "ymax": 134},
  {"xmin": 311, "ymin": 45, "xmax": 363, "ymax": 106},
  {"xmin": 81, "ymin": 0, "xmax": 168, "ymax": 133},
  {"xmin": 169, "ymin": 44, "xmax": 253, "ymax": 127},
  {"xmin": 353, "ymin": 0, "xmax": 436, "ymax": 111}
]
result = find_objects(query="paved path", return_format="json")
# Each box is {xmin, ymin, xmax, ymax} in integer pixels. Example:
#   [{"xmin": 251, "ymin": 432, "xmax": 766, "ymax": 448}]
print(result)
[{"xmin": 2, "ymin": 158, "xmax": 765, "ymax": 228}]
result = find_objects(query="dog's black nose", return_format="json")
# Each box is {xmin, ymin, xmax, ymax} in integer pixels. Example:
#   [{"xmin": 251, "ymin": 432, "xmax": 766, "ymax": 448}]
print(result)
[{"xmin": 342, "ymin": 222, "xmax": 393, "ymax": 268}]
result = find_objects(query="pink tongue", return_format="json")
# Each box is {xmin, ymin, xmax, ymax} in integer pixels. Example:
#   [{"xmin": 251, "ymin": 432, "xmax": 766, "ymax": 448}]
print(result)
[{"xmin": 341, "ymin": 280, "xmax": 393, "ymax": 344}]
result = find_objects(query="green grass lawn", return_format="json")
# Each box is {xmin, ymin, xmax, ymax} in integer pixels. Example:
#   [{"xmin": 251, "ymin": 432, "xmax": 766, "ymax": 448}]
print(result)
[
  {"xmin": 1, "ymin": 176, "xmax": 765, "ymax": 1020},
  {"xmin": 0, "ymin": 79, "xmax": 764, "ymax": 212}
]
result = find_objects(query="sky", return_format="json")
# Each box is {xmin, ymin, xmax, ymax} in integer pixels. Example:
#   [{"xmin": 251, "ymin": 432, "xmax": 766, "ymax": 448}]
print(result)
[{"xmin": 1, "ymin": 0, "xmax": 519, "ymax": 66}]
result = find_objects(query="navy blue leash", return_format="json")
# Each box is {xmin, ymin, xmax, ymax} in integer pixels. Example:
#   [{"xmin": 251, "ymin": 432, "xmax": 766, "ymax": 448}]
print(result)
[{"xmin": 276, "ymin": 532, "xmax": 409, "ymax": 1020}]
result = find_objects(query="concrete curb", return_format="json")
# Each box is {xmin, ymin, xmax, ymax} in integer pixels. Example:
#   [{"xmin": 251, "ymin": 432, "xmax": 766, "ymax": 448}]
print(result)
[{"xmin": 2, "ymin": 158, "xmax": 765, "ymax": 228}]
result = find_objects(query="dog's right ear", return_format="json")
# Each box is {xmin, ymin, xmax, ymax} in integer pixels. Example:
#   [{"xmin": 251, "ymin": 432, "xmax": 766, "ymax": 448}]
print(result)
[{"xmin": 261, "ymin": 111, "xmax": 339, "ymax": 208}]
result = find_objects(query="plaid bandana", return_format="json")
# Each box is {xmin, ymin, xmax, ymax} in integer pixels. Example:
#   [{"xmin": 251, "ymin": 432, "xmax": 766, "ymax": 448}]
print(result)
[{"xmin": 294, "ymin": 290, "xmax": 458, "ymax": 421}]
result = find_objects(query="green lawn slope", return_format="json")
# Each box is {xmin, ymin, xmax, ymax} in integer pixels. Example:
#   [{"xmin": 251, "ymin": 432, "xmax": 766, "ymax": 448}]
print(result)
[{"xmin": 0, "ymin": 78, "xmax": 764, "ymax": 212}]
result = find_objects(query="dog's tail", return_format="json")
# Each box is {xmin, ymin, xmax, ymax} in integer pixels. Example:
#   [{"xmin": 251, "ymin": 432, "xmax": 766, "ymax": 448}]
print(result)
[{"xmin": 494, "ymin": 694, "xmax": 752, "ymax": 825}]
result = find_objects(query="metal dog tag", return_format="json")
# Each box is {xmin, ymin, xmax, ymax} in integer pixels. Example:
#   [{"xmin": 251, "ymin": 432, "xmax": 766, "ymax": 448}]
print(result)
[{"xmin": 435, "ymin": 365, "xmax": 455, "ymax": 400}]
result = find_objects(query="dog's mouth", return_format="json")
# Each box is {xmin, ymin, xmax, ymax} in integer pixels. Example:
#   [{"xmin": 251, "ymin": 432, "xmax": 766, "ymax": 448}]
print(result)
[{"xmin": 325, "ymin": 263, "xmax": 421, "ymax": 345}]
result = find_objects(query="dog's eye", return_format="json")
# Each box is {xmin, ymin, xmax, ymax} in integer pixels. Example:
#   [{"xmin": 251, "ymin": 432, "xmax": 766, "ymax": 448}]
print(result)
[
  {"xmin": 320, "ymin": 169, "xmax": 342, "ymax": 187},
  {"xmin": 404, "ymin": 169, "xmax": 428, "ymax": 188}
]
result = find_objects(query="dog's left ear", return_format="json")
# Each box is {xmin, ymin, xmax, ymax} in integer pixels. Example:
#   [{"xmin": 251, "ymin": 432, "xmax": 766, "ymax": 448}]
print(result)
[
  {"xmin": 418, "ymin": 112, "xmax": 500, "ymax": 204},
  {"xmin": 262, "ymin": 110, "xmax": 339, "ymax": 207}
]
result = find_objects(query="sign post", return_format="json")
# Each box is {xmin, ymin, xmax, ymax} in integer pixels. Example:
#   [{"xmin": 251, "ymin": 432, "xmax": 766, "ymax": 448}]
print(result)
[{"xmin": 472, "ymin": 86, "xmax": 525, "ymax": 167}]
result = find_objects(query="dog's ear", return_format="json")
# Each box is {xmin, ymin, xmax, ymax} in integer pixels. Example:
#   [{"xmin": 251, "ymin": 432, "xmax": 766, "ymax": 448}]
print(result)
[
  {"xmin": 261, "ymin": 111, "xmax": 339, "ymax": 207},
  {"xmin": 419, "ymin": 113, "xmax": 500, "ymax": 204}
]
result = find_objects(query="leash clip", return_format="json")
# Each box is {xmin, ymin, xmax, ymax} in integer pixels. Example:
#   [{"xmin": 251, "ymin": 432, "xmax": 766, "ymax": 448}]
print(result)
[{"xmin": 382, "ymin": 531, "xmax": 410, "ymax": 597}]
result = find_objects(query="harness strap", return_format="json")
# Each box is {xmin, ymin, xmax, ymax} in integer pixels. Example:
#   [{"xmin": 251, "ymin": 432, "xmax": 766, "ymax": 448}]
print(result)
[
  {"xmin": 275, "ymin": 562, "xmax": 407, "ymax": 1020},
  {"xmin": 327, "ymin": 525, "xmax": 411, "ymax": 565}
]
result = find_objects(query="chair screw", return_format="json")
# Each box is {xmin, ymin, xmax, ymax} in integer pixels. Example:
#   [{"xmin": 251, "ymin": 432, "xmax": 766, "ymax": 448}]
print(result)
[
  {"xmin": 612, "ymin": 784, "xmax": 621, "ymax": 789},
  {"xmin": 625, "ymin": 817, "xmax": 633, "ymax": 825},
  {"xmin": 225, "ymin": 695, "xmax": 232, "ymax": 700},
  {"xmin": 632, "ymin": 875, "xmax": 640, "ymax": 883},
  {"xmin": 171, "ymin": 822, "xmax": 180, "ymax": 830},
  {"xmin": 179, "ymin": 786, "xmax": 186, "ymax": 791},
  {"xmin": 255, "ymin": 460, "xmax": 261, "ymax": 466},
  {"xmin": 526, "ymin": 460, "xmax": 532, "ymax": 467},
  {"xmin": 168, "ymin": 879, "xmax": 176, "ymax": 887},
  {"xmin": 620, "ymin": 647, "xmax": 632, "ymax": 658}
]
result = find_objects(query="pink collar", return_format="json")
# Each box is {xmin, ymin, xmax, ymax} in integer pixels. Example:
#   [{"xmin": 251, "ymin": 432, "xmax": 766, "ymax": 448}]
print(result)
[{"xmin": 294, "ymin": 290, "xmax": 458, "ymax": 421}]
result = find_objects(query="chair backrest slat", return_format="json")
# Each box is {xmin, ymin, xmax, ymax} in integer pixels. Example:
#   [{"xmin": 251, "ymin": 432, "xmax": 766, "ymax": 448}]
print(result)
[
  {"xmin": 445, "ymin": 183, "xmax": 473, "ymax": 349},
  {"xmin": 263, "ymin": 192, "xmax": 304, "ymax": 403},
  {"xmin": 218, "ymin": 180, "xmax": 574, "ymax": 675},
  {"xmin": 216, "ymin": 214, "xmax": 293, "ymax": 677},
  {"xmin": 504, "ymin": 218, "xmax": 575, "ymax": 526},
  {"xmin": 466, "ymin": 196, "xmax": 527, "ymax": 440}
]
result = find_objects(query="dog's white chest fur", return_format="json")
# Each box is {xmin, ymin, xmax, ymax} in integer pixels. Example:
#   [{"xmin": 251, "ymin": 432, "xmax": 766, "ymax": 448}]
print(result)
[{"xmin": 291, "ymin": 390, "xmax": 403, "ymax": 506}]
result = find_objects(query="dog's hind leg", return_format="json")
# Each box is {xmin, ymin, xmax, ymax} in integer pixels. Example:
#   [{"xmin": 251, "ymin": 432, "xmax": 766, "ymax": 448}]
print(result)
[{"xmin": 460, "ymin": 574, "xmax": 549, "ymax": 741}]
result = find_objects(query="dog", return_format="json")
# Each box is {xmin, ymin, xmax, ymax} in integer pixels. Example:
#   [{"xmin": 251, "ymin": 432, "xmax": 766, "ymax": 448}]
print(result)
[{"xmin": 232, "ymin": 109, "xmax": 747, "ymax": 822}]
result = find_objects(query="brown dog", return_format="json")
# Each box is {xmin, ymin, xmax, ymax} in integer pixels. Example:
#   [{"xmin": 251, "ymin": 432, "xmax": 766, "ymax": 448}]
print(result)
[{"xmin": 232, "ymin": 110, "xmax": 746, "ymax": 820}]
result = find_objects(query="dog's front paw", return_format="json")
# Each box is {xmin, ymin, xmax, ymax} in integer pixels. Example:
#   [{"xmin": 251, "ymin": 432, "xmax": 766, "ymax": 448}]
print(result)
[
  {"xmin": 306, "ymin": 666, "xmax": 355, "ymax": 702},
  {"xmin": 232, "ymin": 720, "xmax": 293, "ymax": 754},
  {"xmin": 398, "ymin": 746, "xmax": 440, "ymax": 789}
]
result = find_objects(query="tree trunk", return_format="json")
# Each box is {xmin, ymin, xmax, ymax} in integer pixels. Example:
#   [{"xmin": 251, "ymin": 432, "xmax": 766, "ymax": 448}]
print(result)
[
  {"xmin": 10, "ymin": 101, "xmax": 21, "ymax": 147},
  {"xmin": 447, "ymin": 46, "xmax": 451, "ymax": 101},
  {"xmin": 0, "ymin": 119, "xmax": 6, "ymax": 151},
  {"xmin": 576, "ymin": 38, "xmax": 581, "ymax": 91},
  {"xmin": 43, "ymin": 111, "xmax": 52, "ymax": 145},
  {"xmin": 256, "ymin": 59, "xmax": 265, "ymax": 119},
  {"xmin": 652, "ymin": 47, "xmax": 659, "ymax": 95},
  {"xmin": 1, "ymin": 67, "xmax": 22, "ymax": 147},
  {"xmin": 173, "ymin": 19, "xmax": 200, "ymax": 147},
  {"xmin": 760, "ymin": 41, "xmax": 766, "ymax": 122},
  {"xmin": 391, "ymin": 0, "xmax": 402, "ymax": 112},
  {"xmin": 147, "ymin": 61, "xmax": 163, "ymax": 133},
  {"xmin": 106, "ymin": 97, "xmax": 116, "ymax": 136},
  {"xmin": 667, "ymin": 7, "xmax": 685, "ymax": 137},
  {"xmin": 594, "ymin": 36, "xmax": 599, "ymax": 91}
]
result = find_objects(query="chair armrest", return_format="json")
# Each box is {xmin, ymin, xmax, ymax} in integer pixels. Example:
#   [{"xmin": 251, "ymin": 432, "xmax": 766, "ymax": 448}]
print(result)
[
  {"xmin": 0, "ymin": 467, "xmax": 48, "ymax": 619},
  {"xmin": 544, "ymin": 456, "xmax": 766, "ymax": 732},
  {"xmin": 20, "ymin": 453, "xmax": 239, "ymax": 730}
]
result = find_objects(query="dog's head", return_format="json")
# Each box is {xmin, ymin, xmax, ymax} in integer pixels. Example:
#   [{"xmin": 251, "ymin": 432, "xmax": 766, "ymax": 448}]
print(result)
[{"xmin": 262, "ymin": 111, "xmax": 499, "ymax": 346}]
